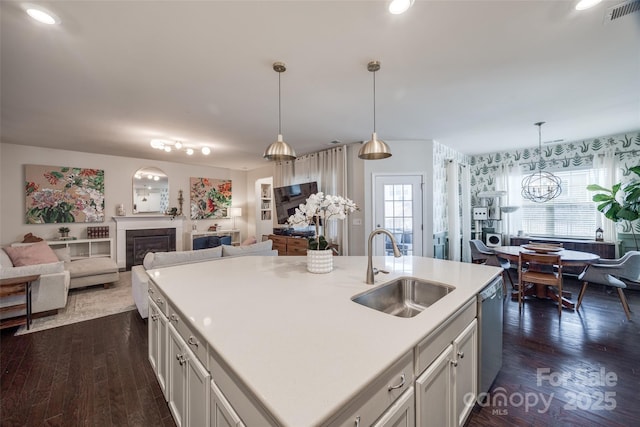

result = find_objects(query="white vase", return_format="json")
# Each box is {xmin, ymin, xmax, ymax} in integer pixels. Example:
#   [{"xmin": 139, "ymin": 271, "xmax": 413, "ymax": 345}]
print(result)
[{"xmin": 307, "ymin": 249, "xmax": 333, "ymax": 274}]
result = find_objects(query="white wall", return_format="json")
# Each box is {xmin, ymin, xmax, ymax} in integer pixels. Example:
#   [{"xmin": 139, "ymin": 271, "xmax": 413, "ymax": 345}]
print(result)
[{"xmin": 0, "ymin": 143, "xmax": 247, "ymax": 247}]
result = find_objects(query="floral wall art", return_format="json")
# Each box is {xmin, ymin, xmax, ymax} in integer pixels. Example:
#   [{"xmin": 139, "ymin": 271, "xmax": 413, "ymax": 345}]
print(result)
[
  {"xmin": 25, "ymin": 164, "xmax": 105, "ymax": 224},
  {"xmin": 189, "ymin": 177, "xmax": 232, "ymax": 220}
]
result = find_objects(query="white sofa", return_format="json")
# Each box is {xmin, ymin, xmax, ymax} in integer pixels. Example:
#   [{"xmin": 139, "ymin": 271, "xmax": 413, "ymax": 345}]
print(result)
[
  {"xmin": 132, "ymin": 241, "xmax": 277, "ymax": 318},
  {"xmin": 0, "ymin": 248, "xmax": 70, "ymax": 318}
]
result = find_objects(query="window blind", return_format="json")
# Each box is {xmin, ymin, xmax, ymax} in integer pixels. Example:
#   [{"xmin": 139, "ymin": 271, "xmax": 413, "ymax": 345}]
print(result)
[{"xmin": 520, "ymin": 169, "xmax": 600, "ymax": 239}]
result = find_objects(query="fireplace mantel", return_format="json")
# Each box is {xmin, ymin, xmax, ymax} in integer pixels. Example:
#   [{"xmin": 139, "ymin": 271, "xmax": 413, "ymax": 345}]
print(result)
[{"xmin": 112, "ymin": 216, "xmax": 184, "ymax": 269}]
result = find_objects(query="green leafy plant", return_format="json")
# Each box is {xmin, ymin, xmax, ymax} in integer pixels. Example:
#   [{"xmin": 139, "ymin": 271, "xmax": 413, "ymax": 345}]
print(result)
[{"xmin": 587, "ymin": 165, "xmax": 640, "ymax": 250}]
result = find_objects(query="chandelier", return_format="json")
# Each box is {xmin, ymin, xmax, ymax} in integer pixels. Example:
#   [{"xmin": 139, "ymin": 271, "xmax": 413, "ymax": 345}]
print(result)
[{"xmin": 521, "ymin": 122, "xmax": 562, "ymax": 203}]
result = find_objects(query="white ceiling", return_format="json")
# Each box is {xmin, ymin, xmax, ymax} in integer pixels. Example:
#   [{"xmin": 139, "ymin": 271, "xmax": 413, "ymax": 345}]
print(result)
[{"xmin": 1, "ymin": 0, "xmax": 639, "ymax": 171}]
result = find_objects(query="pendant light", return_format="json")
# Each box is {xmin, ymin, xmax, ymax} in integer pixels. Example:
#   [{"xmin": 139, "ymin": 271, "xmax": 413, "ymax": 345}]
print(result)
[
  {"xmin": 359, "ymin": 60, "xmax": 392, "ymax": 160},
  {"xmin": 263, "ymin": 62, "xmax": 296, "ymax": 161},
  {"xmin": 521, "ymin": 122, "xmax": 562, "ymax": 203}
]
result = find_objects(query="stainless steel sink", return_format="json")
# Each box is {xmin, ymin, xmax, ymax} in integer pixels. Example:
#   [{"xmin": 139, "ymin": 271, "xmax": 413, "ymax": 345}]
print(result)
[{"xmin": 351, "ymin": 277, "xmax": 454, "ymax": 318}]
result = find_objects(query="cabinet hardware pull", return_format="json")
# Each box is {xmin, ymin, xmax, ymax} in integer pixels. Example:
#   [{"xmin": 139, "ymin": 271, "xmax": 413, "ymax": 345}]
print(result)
[
  {"xmin": 457, "ymin": 351, "xmax": 464, "ymax": 359},
  {"xmin": 355, "ymin": 416, "xmax": 360, "ymax": 427},
  {"xmin": 188, "ymin": 336, "xmax": 199, "ymax": 347},
  {"xmin": 450, "ymin": 359, "xmax": 458, "ymax": 367},
  {"xmin": 388, "ymin": 373, "xmax": 405, "ymax": 391}
]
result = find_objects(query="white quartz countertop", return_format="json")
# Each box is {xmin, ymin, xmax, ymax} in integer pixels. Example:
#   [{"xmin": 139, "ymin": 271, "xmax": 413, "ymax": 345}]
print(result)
[{"xmin": 148, "ymin": 256, "xmax": 501, "ymax": 426}]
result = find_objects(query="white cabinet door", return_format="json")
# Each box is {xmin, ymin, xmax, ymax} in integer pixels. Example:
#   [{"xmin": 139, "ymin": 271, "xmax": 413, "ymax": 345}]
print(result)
[
  {"xmin": 148, "ymin": 299, "xmax": 169, "ymax": 399},
  {"xmin": 148, "ymin": 301, "xmax": 159, "ymax": 373},
  {"xmin": 210, "ymin": 380, "xmax": 245, "ymax": 427},
  {"xmin": 416, "ymin": 344, "xmax": 454, "ymax": 427},
  {"xmin": 157, "ymin": 308, "xmax": 169, "ymax": 400},
  {"xmin": 372, "ymin": 387, "xmax": 415, "ymax": 427},
  {"xmin": 186, "ymin": 345, "xmax": 210, "ymax": 427},
  {"xmin": 453, "ymin": 320, "xmax": 477, "ymax": 427},
  {"xmin": 168, "ymin": 325, "xmax": 187, "ymax": 427}
]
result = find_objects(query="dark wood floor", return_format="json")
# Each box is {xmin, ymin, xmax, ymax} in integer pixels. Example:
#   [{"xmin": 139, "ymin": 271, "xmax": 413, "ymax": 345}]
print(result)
[
  {"xmin": 0, "ymin": 310, "xmax": 175, "ymax": 427},
  {"xmin": 467, "ymin": 276, "xmax": 640, "ymax": 427},
  {"xmin": 1, "ymin": 277, "xmax": 638, "ymax": 427}
]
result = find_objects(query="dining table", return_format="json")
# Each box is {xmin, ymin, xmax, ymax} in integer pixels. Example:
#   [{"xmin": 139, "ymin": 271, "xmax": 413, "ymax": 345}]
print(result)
[{"xmin": 492, "ymin": 245, "xmax": 600, "ymax": 309}]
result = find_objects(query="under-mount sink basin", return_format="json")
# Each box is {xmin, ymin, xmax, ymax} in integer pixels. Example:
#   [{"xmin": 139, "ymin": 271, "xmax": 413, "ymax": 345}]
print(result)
[{"xmin": 352, "ymin": 277, "xmax": 454, "ymax": 318}]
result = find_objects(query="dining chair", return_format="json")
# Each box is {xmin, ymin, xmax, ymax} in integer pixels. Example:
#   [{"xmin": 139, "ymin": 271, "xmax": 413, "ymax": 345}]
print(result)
[
  {"xmin": 469, "ymin": 239, "xmax": 514, "ymax": 291},
  {"xmin": 576, "ymin": 251, "xmax": 639, "ymax": 320},
  {"xmin": 518, "ymin": 252, "xmax": 563, "ymax": 316}
]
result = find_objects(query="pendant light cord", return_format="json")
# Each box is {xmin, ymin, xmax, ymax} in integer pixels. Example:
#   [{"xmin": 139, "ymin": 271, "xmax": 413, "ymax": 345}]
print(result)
[
  {"xmin": 278, "ymin": 71, "xmax": 282, "ymax": 135},
  {"xmin": 372, "ymin": 70, "xmax": 376, "ymax": 133}
]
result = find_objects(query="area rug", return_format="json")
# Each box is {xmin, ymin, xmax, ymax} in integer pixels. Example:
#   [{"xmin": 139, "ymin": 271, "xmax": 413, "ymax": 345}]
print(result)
[{"xmin": 15, "ymin": 271, "xmax": 135, "ymax": 335}]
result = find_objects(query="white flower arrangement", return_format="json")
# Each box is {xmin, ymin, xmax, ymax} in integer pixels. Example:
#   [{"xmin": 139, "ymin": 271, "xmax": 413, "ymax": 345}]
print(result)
[{"xmin": 287, "ymin": 192, "xmax": 358, "ymax": 250}]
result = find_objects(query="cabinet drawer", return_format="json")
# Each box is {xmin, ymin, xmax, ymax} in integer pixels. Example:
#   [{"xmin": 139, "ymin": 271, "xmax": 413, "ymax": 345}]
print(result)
[
  {"xmin": 415, "ymin": 298, "xmax": 476, "ymax": 375},
  {"xmin": 287, "ymin": 246, "xmax": 307, "ymax": 256},
  {"xmin": 328, "ymin": 351, "xmax": 414, "ymax": 427},
  {"xmin": 167, "ymin": 305, "xmax": 208, "ymax": 367},
  {"xmin": 148, "ymin": 280, "xmax": 170, "ymax": 317},
  {"xmin": 287, "ymin": 238, "xmax": 308, "ymax": 250}
]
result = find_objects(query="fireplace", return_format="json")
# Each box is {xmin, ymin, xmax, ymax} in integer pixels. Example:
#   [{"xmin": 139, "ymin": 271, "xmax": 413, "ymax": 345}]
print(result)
[
  {"xmin": 126, "ymin": 228, "xmax": 176, "ymax": 270},
  {"xmin": 112, "ymin": 215, "xmax": 184, "ymax": 270}
]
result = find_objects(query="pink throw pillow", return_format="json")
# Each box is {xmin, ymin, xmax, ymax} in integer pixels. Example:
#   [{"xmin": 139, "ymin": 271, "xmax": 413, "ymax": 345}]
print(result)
[
  {"xmin": 4, "ymin": 241, "xmax": 59, "ymax": 266},
  {"xmin": 241, "ymin": 236, "xmax": 257, "ymax": 246}
]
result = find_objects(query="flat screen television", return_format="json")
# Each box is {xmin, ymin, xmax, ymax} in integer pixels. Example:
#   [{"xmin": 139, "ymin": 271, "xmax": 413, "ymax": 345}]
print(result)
[{"xmin": 274, "ymin": 181, "xmax": 318, "ymax": 224}]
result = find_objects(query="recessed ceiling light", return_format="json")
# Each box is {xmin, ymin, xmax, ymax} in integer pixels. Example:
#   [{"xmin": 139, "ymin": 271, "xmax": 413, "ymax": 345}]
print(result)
[
  {"xmin": 389, "ymin": 0, "xmax": 415, "ymax": 15},
  {"xmin": 201, "ymin": 147, "xmax": 211, "ymax": 155},
  {"xmin": 25, "ymin": 6, "xmax": 59, "ymax": 25},
  {"xmin": 575, "ymin": 0, "xmax": 602, "ymax": 10}
]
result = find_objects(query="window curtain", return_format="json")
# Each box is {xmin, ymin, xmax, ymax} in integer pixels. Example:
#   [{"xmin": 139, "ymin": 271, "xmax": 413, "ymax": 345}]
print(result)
[
  {"xmin": 447, "ymin": 161, "xmax": 470, "ymax": 262},
  {"xmin": 274, "ymin": 146, "xmax": 349, "ymax": 253},
  {"xmin": 503, "ymin": 163, "xmax": 523, "ymax": 243},
  {"xmin": 591, "ymin": 150, "xmax": 617, "ymax": 243}
]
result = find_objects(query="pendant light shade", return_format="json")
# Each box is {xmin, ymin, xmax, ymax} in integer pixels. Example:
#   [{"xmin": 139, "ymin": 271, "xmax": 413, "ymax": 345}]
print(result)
[
  {"xmin": 263, "ymin": 62, "xmax": 296, "ymax": 161},
  {"xmin": 521, "ymin": 122, "xmax": 562, "ymax": 203},
  {"xmin": 359, "ymin": 61, "xmax": 391, "ymax": 160}
]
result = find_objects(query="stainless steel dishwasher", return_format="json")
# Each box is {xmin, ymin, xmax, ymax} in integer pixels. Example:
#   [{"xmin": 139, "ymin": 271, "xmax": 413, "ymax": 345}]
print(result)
[{"xmin": 477, "ymin": 276, "xmax": 504, "ymax": 395}]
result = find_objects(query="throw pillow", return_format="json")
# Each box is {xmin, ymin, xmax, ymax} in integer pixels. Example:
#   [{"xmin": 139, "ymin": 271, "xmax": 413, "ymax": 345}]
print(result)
[
  {"xmin": 3, "ymin": 241, "xmax": 59, "ymax": 266},
  {"xmin": 241, "ymin": 236, "xmax": 257, "ymax": 246},
  {"xmin": 221, "ymin": 239, "xmax": 273, "ymax": 257}
]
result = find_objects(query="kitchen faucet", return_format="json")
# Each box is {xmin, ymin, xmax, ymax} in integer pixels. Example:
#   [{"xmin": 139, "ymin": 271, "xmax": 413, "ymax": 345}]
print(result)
[{"xmin": 365, "ymin": 228, "xmax": 402, "ymax": 284}]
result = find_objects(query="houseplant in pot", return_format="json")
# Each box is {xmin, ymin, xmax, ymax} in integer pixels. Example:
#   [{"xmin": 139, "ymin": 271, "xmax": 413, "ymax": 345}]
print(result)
[
  {"xmin": 58, "ymin": 226, "xmax": 70, "ymax": 238},
  {"xmin": 587, "ymin": 165, "xmax": 640, "ymax": 250},
  {"xmin": 287, "ymin": 192, "xmax": 358, "ymax": 273}
]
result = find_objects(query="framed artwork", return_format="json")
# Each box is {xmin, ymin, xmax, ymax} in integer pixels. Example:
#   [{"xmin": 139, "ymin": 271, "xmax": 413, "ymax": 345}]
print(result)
[
  {"xmin": 25, "ymin": 164, "xmax": 105, "ymax": 224},
  {"xmin": 190, "ymin": 177, "xmax": 232, "ymax": 220}
]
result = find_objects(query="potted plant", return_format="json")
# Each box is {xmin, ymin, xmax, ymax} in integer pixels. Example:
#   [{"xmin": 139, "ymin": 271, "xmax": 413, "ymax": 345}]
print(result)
[
  {"xmin": 58, "ymin": 226, "xmax": 70, "ymax": 238},
  {"xmin": 587, "ymin": 165, "xmax": 640, "ymax": 250},
  {"xmin": 287, "ymin": 192, "xmax": 358, "ymax": 273}
]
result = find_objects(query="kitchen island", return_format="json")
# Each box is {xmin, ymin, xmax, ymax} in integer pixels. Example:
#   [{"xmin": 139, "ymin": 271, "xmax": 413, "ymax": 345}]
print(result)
[{"xmin": 146, "ymin": 255, "xmax": 502, "ymax": 427}]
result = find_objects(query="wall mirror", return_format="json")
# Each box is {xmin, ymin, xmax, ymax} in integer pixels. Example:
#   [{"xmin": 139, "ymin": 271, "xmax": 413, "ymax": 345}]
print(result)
[{"xmin": 133, "ymin": 167, "xmax": 169, "ymax": 214}]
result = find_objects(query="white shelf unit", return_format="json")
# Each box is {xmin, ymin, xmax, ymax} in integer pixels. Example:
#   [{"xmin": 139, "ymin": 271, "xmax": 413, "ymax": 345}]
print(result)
[
  {"xmin": 256, "ymin": 178, "xmax": 274, "ymax": 240},
  {"xmin": 46, "ymin": 238, "xmax": 114, "ymax": 260},
  {"xmin": 187, "ymin": 230, "xmax": 240, "ymax": 250},
  {"xmin": 260, "ymin": 183, "xmax": 272, "ymax": 222}
]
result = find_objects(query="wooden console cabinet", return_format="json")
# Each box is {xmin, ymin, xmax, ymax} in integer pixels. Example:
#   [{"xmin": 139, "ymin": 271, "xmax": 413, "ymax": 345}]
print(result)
[
  {"xmin": 268, "ymin": 235, "xmax": 308, "ymax": 256},
  {"xmin": 510, "ymin": 237, "xmax": 615, "ymax": 259}
]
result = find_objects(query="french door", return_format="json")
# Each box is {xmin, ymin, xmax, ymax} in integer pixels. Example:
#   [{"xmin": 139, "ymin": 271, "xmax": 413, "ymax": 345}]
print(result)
[{"xmin": 373, "ymin": 174, "xmax": 424, "ymax": 256}]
